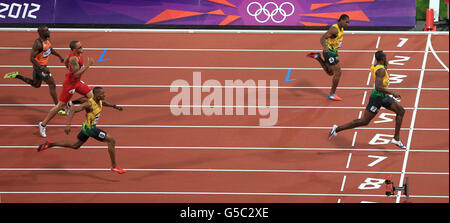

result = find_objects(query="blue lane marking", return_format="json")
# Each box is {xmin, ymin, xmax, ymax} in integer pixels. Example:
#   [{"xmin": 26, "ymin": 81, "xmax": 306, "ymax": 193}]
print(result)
[
  {"xmin": 98, "ymin": 49, "xmax": 110, "ymax": 61},
  {"xmin": 284, "ymin": 69, "xmax": 295, "ymax": 82}
]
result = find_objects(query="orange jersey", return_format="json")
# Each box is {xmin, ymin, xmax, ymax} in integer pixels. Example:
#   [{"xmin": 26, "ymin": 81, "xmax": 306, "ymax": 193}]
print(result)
[{"xmin": 34, "ymin": 39, "xmax": 52, "ymax": 66}]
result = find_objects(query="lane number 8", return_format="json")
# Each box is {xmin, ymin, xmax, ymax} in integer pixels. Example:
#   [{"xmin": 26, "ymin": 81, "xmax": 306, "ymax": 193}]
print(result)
[{"xmin": 358, "ymin": 178, "xmax": 385, "ymax": 190}]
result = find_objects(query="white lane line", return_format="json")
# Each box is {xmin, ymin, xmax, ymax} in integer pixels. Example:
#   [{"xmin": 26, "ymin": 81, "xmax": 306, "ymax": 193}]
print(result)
[
  {"xmin": 0, "ymin": 145, "xmax": 447, "ymax": 153},
  {"xmin": 0, "ymin": 65, "xmax": 447, "ymax": 71},
  {"xmin": 396, "ymin": 33, "xmax": 431, "ymax": 203},
  {"xmin": 346, "ymin": 153, "xmax": 353, "ymax": 169},
  {"xmin": 0, "ymin": 104, "xmax": 448, "ymax": 111},
  {"xmin": 351, "ymin": 132, "xmax": 358, "ymax": 147},
  {"xmin": 0, "ymin": 47, "xmax": 448, "ymax": 53},
  {"xmin": 0, "ymin": 191, "xmax": 447, "ymax": 198},
  {"xmin": 340, "ymin": 176, "xmax": 347, "ymax": 192},
  {"xmin": 0, "ymin": 124, "xmax": 447, "ymax": 131},
  {"xmin": 428, "ymin": 38, "xmax": 450, "ymax": 72},
  {"xmin": 361, "ymin": 91, "xmax": 368, "ymax": 105},
  {"xmin": 375, "ymin": 36, "xmax": 381, "ymax": 49},
  {"xmin": 0, "ymin": 84, "xmax": 448, "ymax": 90},
  {"xmin": 0, "ymin": 168, "xmax": 447, "ymax": 175}
]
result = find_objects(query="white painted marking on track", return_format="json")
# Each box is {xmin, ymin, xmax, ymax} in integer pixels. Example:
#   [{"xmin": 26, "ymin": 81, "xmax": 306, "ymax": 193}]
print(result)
[
  {"xmin": 397, "ymin": 38, "xmax": 409, "ymax": 48},
  {"xmin": 1, "ymin": 46, "xmax": 447, "ymax": 53},
  {"xmin": 367, "ymin": 155, "xmax": 388, "ymax": 167},
  {"xmin": 428, "ymin": 39, "xmax": 449, "ymax": 72},
  {"xmin": 351, "ymin": 132, "xmax": 358, "ymax": 147},
  {"xmin": 0, "ymin": 191, "xmax": 446, "ymax": 199},
  {"xmin": 361, "ymin": 91, "xmax": 368, "ymax": 105},
  {"xmin": 340, "ymin": 176, "xmax": 347, "ymax": 192},
  {"xmin": 0, "ymin": 65, "xmax": 447, "ymax": 71},
  {"xmin": 1, "ymin": 145, "xmax": 448, "ymax": 152},
  {"xmin": 0, "ymin": 104, "xmax": 448, "ymax": 111},
  {"xmin": 346, "ymin": 153, "xmax": 353, "ymax": 169},
  {"xmin": 0, "ymin": 168, "xmax": 447, "ymax": 175},
  {"xmin": 0, "ymin": 84, "xmax": 447, "ymax": 90},
  {"xmin": 0, "ymin": 124, "xmax": 447, "ymax": 131},
  {"xmin": 396, "ymin": 33, "xmax": 431, "ymax": 203}
]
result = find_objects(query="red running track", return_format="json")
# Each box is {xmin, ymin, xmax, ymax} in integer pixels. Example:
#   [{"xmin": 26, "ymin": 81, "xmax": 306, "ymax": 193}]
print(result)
[{"xmin": 0, "ymin": 30, "xmax": 448, "ymax": 203}]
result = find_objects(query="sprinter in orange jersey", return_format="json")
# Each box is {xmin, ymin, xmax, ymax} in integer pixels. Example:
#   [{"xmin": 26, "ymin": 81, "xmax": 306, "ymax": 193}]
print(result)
[{"xmin": 3, "ymin": 25, "xmax": 66, "ymax": 113}]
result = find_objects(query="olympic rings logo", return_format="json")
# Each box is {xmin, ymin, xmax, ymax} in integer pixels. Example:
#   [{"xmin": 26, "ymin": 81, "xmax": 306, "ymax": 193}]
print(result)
[{"xmin": 246, "ymin": 1, "xmax": 295, "ymax": 24}]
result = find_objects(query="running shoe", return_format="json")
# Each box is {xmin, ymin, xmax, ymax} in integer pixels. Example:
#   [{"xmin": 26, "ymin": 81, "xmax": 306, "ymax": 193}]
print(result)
[
  {"xmin": 3, "ymin": 71, "xmax": 18, "ymax": 79},
  {"xmin": 328, "ymin": 94, "xmax": 343, "ymax": 101},
  {"xmin": 391, "ymin": 139, "xmax": 406, "ymax": 149},
  {"xmin": 111, "ymin": 166, "xmax": 127, "ymax": 174},
  {"xmin": 306, "ymin": 52, "xmax": 321, "ymax": 59},
  {"xmin": 39, "ymin": 122, "xmax": 47, "ymax": 138},
  {"xmin": 57, "ymin": 109, "xmax": 66, "ymax": 115},
  {"xmin": 37, "ymin": 141, "xmax": 50, "ymax": 152},
  {"xmin": 328, "ymin": 124, "xmax": 338, "ymax": 139}
]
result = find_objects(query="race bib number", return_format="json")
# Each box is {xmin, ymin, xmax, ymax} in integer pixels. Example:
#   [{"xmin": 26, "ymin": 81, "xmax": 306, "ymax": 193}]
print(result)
[
  {"xmin": 328, "ymin": 57, "xmax": 335, "ymax": 64},
  {"xmin": 369, "ymin": 106, "xmax": 378, "ymax": 113},
  {"xmin": 43, "ymin": 48, "xmax": 51, "ymax": 58},
  {"xmin": 98, "ymin": 131, "xmax": 106, "ymax": 139}
]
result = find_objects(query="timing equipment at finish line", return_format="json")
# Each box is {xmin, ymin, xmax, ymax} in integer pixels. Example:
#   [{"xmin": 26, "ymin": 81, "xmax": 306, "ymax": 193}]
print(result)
[{"xmin": 246, "ymin": 1, "xmax": 295, "ymax": 24}]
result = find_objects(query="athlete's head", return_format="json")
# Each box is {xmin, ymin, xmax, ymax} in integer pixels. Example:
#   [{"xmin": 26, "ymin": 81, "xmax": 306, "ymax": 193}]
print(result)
[
  {"xmin": 93, "ymin": 87, "xmax": 105, "ymax": 101},
  {"xmin": 38, "ymin": 25, "xmax": 50, "ymax": 39},
  {"xmin": 70, "ymin": 41, "xmax": 83, "ymax": 54},
  {"xmin": 375, "ymin": 50, "xmax": 387, "ymax": 66},
  {"xmin": 338, "ymin": 14, "xmax": 350, "ymax": 29}
]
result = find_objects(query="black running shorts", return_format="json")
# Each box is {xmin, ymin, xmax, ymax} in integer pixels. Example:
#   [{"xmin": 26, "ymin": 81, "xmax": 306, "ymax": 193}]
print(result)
[
  {"xmin": 77, "ymin": 128, "xmax": 107, "ymax": 142},
  {"xmin": 365, "ymin": 95, "xmax": 395, "ymax": 114},
  {"xmin": 323, "ymin": 51, "xmax": 339, "ymax": 65}
]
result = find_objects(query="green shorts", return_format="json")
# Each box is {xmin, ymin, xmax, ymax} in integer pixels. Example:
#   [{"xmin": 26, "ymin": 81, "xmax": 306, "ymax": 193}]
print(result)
[
  {"xmin": 77, "ymin": 127, "xmax": 107, "ymax": 142},
  {"xmin": 323, "ymin": 51, "xmax": 339, "ymax": 65}
]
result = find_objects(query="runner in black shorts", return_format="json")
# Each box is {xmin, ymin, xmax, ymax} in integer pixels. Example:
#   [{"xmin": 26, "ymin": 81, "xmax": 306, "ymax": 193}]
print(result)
[
  {"xmin": 307, "ymin": 14, "xmax": 349, "ymax": 101},
  {"xmin": 36, "ymin": 87, "xmax": 127, "ymax": 174},
  {"xmin": 3, "ymin": 25, "xmax": 65, "ymax": 110},
  {"xmin": 323, "ymin": 51, "xmax": 339, "ymax": 66},
  {"xmin": 365, "ymin": 94, "xmax": 395, "ymax": 114},
  {"xmin": 328, "ymin": 51, "xmax": 407, "ymax": 149}
]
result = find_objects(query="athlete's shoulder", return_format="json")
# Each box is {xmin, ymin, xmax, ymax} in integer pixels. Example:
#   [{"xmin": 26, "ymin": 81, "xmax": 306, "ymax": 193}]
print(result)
[
  {"xmin": 83, "ymin": 99, "xmax": 94, "ymax": 111},
  {"xmin": 32, "ymin": 38, "xmax": 43, "ymax": 50},
  {"xmin": 327, "ymin": 24, "xmax": 339, "ymax": 36},
  {"xmin": 374, "ymin": 65, "xmax": 386, "ymax": 75},
  {"xmin": 68, "ymin": 54, "xmax": 79, "ymax": 62}
]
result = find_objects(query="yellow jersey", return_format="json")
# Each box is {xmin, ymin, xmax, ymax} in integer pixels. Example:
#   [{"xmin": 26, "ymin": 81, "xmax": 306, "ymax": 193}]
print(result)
[
  {"xmin": 370, "ymin": 64, "xmax": 389, "ymax": 97},
  {"xmin": 82, "ymin": 98, "xmax": 103, "ymax": 135},
  {"xmin": 327, "ymin": 24, "xmax": 344, "ymax": 53}
]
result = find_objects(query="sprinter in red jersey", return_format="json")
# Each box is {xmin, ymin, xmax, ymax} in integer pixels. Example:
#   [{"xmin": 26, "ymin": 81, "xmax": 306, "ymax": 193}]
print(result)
[{"xmin": 39, "ymin": 41, "xmax": 94, "ymax": 138}]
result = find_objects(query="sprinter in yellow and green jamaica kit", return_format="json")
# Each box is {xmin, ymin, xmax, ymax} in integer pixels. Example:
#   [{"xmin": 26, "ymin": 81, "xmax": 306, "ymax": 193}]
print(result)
[
  {"xmin": 37, "ymin": 87, "xmax": 127, "ymax": 174},
  {"xmin": 307, "ymin": 14, "xmax": 349, "ymax": 101},
  {"xmin": 328, "ymin": 51, "xmax": 406, "ymax": 149}
]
